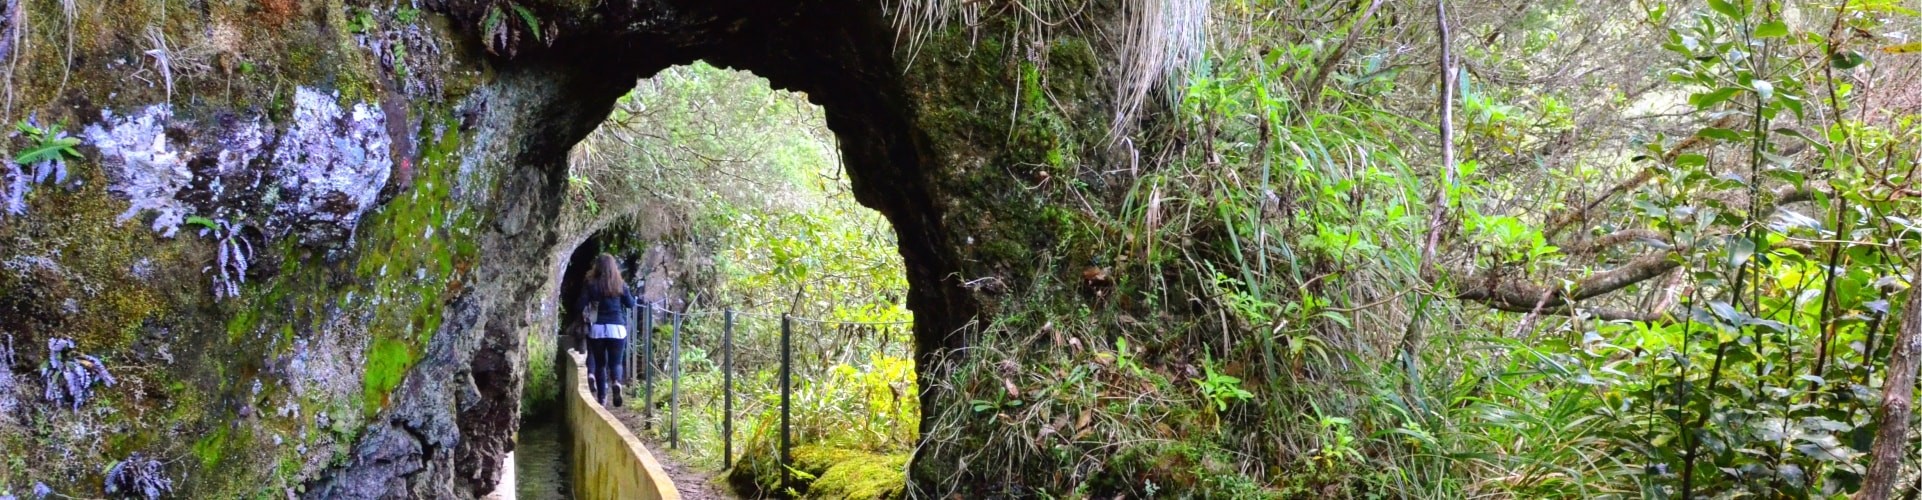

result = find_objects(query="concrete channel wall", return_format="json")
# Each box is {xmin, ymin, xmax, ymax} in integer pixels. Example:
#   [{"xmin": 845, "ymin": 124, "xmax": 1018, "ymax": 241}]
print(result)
[{"xmin": 563, "ymin": 349, "xmax": 681, "ymax": 500}]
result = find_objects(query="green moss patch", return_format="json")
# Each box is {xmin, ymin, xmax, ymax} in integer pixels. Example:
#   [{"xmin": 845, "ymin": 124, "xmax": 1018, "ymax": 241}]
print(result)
[
  {"xmin": 361, "ymin": 337, "xmax": 417, "ymax": 415},
  {"xmin": 804, "ymin": 450, "xmax": 908, "ymax": 500},
  {"xmin": 727, "ymin": 442, "xmax": 907, "ymax": 499}
]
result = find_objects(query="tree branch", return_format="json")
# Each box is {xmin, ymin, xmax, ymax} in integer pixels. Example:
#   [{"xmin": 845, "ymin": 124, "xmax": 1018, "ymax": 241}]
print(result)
[
  {"xmin": 1419, "ymin": 0, "xmax": 1456, "ymax": 276},
  {"xmin": 1563, "ymin": 228, "xmax": 1670, "ymax": 255},
  {"xmin": 1305, "ymin": 0, "xmax": 1385, "ymax": 107},
  {"xmin": 1455, "ymin": 251, "xmax": 1683, "ymax": 321}
]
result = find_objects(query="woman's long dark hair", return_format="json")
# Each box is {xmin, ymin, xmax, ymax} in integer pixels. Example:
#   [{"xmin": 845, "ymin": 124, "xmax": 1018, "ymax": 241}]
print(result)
[{"xmin": 588, "ymin": 253, "xmax": 626, "ymax": 297}]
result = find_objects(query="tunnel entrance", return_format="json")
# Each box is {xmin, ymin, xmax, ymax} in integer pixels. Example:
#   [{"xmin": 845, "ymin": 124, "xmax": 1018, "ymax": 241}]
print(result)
[
  {"xmin": 386, "ymin": 2, "xmax": 1004, "ymax": 497},
  {"xmin": 515, "ymin": 60, "xmax": 921, "ymax": 497}
]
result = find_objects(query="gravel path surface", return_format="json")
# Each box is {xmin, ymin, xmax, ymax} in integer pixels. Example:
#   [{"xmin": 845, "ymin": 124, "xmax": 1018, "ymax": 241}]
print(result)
[{"xmin": 610, "ymin": 406, "xmax": 738, "ymax": 500}]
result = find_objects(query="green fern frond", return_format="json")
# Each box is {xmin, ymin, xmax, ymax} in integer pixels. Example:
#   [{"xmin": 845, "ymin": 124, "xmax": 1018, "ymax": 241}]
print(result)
[{"xmin": 511, "ymin": 4, "xmax": 542, "ymax": 41}]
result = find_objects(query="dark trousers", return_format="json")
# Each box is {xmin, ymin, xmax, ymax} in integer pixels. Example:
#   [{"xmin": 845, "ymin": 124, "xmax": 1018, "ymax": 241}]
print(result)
[{"xmin": 587, "ymin": 337, "xmax": 627, "ymax": 405}]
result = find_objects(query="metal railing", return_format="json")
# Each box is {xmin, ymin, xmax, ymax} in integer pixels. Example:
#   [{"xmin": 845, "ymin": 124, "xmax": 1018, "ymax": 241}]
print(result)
[{"xmin": 619, "ymin": 301, "xmax": 911, "ymax": 493}]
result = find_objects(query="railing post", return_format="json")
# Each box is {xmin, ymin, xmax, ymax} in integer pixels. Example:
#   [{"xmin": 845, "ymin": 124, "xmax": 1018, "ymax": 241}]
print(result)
[
  {"xmin": 780, "ymin": 313, "xmax": 792, "ymax": 493},
  {"xmin": 723, "ymin": 308, "xmax": 735, "ymax": 470},
  {"xmin": 641, "ymin": 302, "xmax": 653, "ymax": 427},
  {"xmin": 626, "ymin": 303, "xmax": 637, "ymax": 387},
  {"xmin": 669, "ymin": 310, "xmax": 684, "ymax": 449}
]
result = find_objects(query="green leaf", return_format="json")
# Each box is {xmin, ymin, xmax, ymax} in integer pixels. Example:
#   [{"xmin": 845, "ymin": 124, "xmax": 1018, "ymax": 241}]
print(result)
[
  {"xmin": 1794, "ymin": 433, "xmax": 1861, "ymax": 462},
  {"xmin": 1709, "ymin": 301, "xmax": 1743, "ymax": 323},
  {"xmin": 482, "ymin": 6, "xmax": 505, "ymax": 34},
  {"xmin": 13, "ymin": 137, "xmax": 81, "ymax": 165},
  {"xmin": 1674, "ymin": 153, "xmax": 1709, "ymax": 167},
  {"xmin": 1779, "ymin": 92, "xmax": 1805, "ymax": 119},
  {"xmin": 1775, "ymin": 128, "xmax": 1831, "ymax": 155},
  {"xmin": 1696, "ymin": 127, "xmax": 1746, "ymax": 142},
  {"xmin": 1831, "ymin": 50, "xmax": 1869, "ymax": 69},
  {"xmin": 1689, "ymin": 87, "xmax": 1742, "ymax": 109},
  {"xmin": 1755, "ymin": 20, "xmax": 1788, "ymax": 38},
  {"xmin": 185, "ymin": 216, "xmax": 219, "ymax": 231},
  {"xmin": 1728, "ymin": 237, "xmax": 1755, "ymax": 269},
  {"xmin": 1707, "ymin": 0, "xmax": 1743, "ymax": 18},
  {"xmin": 511, "ymin": 4, "xmax": 543, "ymax": 41}
]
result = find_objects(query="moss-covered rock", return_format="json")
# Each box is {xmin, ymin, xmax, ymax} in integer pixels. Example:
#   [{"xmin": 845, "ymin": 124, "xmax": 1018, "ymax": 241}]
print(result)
[
  {"xmin": 727, "ymin": 442, "xmax": 907, "ymax": 499},
  {"xmin": 807, "ymin": 450, "xmax": 909, "ymax": 500}
]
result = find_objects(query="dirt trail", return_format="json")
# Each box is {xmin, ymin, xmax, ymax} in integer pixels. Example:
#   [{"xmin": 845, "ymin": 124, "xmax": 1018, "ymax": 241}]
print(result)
[{"xmin": 610, "ymin": 406, "xmax": 738, "ymax": 500}]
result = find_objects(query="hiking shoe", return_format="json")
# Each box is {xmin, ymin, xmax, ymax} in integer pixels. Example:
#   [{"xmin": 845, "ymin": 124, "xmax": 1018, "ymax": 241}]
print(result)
[{"xmin": 613, "ymin": 383, "xmax": 626, "ymax": 407}]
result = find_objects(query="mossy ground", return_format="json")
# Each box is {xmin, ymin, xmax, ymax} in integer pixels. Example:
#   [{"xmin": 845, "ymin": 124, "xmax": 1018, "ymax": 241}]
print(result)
[{"xmin": 726, "ymin": 440, "xmax": 908, "ymax": 499}]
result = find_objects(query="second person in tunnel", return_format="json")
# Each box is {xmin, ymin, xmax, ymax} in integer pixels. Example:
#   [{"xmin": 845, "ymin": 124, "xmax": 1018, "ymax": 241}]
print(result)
[{"xmin": 578, "ymin": 252, "xmax": 637, "ymax": 407}]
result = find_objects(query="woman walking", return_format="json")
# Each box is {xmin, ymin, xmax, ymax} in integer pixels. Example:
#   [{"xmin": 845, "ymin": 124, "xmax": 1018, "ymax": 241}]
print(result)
[{"xmin": 577, "ymin": 253, "xmax": 637, "ymax": 407}]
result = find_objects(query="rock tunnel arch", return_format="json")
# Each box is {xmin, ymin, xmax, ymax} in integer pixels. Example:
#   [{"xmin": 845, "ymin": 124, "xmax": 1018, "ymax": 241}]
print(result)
[
  {"xmin": 412, "ymin": 1, "xmax": 987, "ymax": 496},
  {"xmin": 0, "ymin": 0, "xmax": 1133, "ymax": 494}
]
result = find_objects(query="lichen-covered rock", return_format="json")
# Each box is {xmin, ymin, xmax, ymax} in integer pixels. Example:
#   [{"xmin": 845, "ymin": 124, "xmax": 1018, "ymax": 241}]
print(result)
[
  {"xmin": 268, "ymin": 87, "xmax": 394, "ymax": 248},
  {"xmin": 84, "ymin": 106, "xmax": 193, "ymax": 238},
  {"xmin": 2, "ymin": 160, "xmax": 27, "ymax": 216},
  {"xmin": 82, "ymin": 86, "xmax": 393, "ymax": 250}
]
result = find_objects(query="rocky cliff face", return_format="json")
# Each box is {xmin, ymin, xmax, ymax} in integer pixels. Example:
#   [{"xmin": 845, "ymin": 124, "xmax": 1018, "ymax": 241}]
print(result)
[{"xmin": 0, "ymin": 0, "xmax": 1138, "ymax": 496}]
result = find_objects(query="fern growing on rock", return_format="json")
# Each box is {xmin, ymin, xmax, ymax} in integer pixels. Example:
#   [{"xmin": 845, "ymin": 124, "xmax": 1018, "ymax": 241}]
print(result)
[
  {"xmin": 38, "ymin": 338, "xmax": 114, "ymax": 411},
  {"xmin": 3, "ymin": 160, "xmax": 27, "ymax": 216},
  {"xmin": 188, "ymin": 216, "xmax": 253, "ymax": 300},
  {"xmin": 3, "ymin": 116, "xmax": 84, "ymax": 218},
  {"xmin": 103, "ymin": 453, "xmax": 172, "ymax": 500},
  {"xmin": 13, "ymin": 117, "xmax": 81, "ymax": 187},
  {"xmin": 0, "ymin": 334, "xmax": 17, "ymax": 418}
]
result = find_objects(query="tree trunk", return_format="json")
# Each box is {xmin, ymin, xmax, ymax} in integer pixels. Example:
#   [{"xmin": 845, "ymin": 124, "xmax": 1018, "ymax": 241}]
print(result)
[
  {"xmin": 1859, "ymin": 259, "xmax": 1922, "ymax": 500},
  {"xmin": 1418, "ymin": 0, "xmax": 1455, "ymax": 274}
]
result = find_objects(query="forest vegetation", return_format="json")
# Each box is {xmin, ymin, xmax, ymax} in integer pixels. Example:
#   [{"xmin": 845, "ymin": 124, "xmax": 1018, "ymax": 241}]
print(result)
[
  {"xmin": 0, "ymin": 0, "xmax": 1917, "ymax": 498},
  {"xmin": 556, "ymin": 0, "xmax": 1922, "ymax": 497}
]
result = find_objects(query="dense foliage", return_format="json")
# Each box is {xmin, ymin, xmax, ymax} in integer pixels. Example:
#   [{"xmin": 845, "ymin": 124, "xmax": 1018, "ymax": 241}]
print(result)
[
  {"xmin": 1116, "ymin": 0, "xmax": 1922, "ymax": 496},
  {"xmin": 555, "ymin": 1, "xmax": 1921, "ymax": 498}
]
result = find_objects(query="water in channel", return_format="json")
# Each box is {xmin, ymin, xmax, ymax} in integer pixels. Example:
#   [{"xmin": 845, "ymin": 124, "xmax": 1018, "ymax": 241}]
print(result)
[{"xmin": 514, "ymin": 416, "xmax": 572, "ymax": 500}]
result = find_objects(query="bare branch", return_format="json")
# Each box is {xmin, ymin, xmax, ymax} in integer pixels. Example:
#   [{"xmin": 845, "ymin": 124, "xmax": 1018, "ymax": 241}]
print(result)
[
  {"xmin": 1455, "ymin": 251, "xmax": 1683, "ymax": 321},
  {"xmin": 1563, "ymin": 228, "xmax": 1669, "ymax": 255},
  {"xmin": 1305, "ymin": 0, "xmax": 1384, "ymax": 108},
  {"xmin": 1419, "ymin": 0, "xmax": 1456, "ymax": 276}
]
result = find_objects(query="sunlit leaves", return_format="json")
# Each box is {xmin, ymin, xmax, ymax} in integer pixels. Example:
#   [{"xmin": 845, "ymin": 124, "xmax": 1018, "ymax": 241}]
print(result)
[
  {"xmin": 1690, "ymin": 87, "xmax": 1743, "ymax": 109},
  {"xmin": 1726, "ymin": 237, "xmax": 1755, "ymax": 269},
  {"xmin": 1707, "ymin": 0, "xmax": 1744, "ymax": 19}
]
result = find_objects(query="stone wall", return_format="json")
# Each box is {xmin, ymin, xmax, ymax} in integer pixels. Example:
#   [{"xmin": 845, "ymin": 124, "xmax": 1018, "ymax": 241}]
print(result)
[{"xmin": 561, "ymin": 349, "xmax": 679, "ymax": 500}]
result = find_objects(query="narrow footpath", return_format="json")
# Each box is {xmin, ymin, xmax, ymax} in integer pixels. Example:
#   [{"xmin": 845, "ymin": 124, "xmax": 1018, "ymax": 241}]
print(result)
[{"xmin": 610, "ymin": 406, "xmax": 737, "ymax": 500}]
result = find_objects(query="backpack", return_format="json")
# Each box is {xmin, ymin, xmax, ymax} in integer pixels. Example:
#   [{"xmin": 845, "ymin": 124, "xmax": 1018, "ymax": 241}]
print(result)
[{"xmin": 581, "ymin": 295, "xmax": 600, "ymax": 326}]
